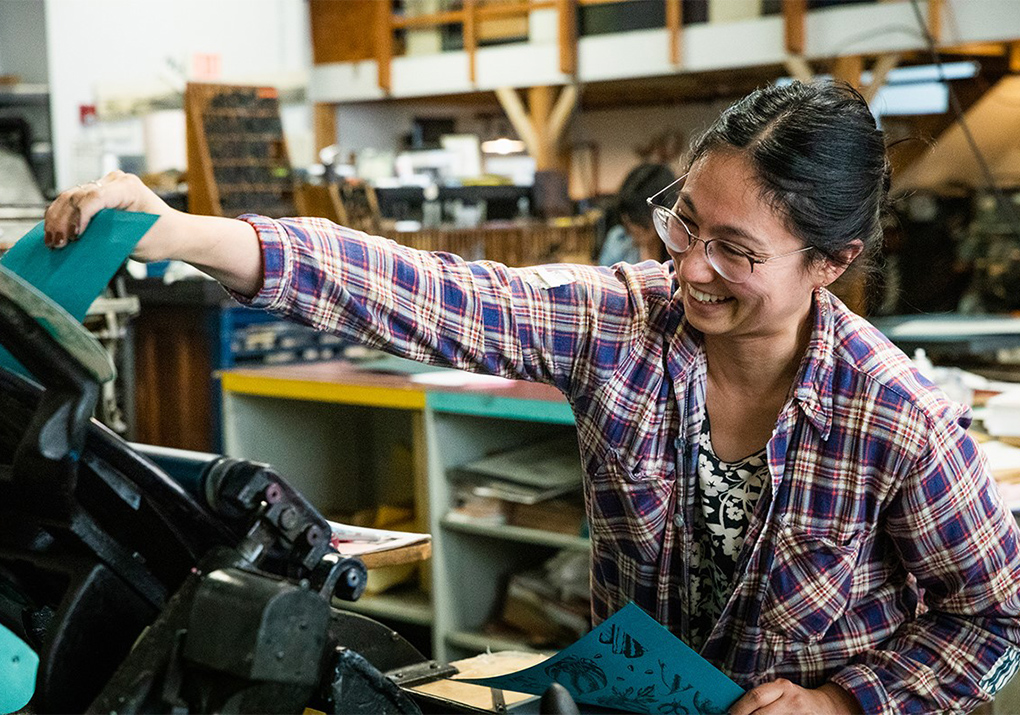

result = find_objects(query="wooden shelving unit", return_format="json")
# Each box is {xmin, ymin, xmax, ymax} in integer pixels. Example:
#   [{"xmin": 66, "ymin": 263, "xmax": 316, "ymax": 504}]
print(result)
[{"xmin": 184, "ymin": 82, "xmax": 297, "ymax": 218}]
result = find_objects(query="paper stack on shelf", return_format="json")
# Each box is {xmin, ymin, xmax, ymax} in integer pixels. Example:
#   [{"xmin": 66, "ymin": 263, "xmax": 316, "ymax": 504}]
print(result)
[
  {"xmin": 450, "ymin": 435, "xmax": 583, "ymax": 506},
  {"xmin": 491, "ymin": 550, "xmax": 591, "ymax": 650}
]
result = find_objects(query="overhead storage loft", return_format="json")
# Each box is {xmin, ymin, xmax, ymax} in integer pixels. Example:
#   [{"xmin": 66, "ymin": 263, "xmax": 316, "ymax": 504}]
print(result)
[{"xmin": 308, "ymin": 0, "xmax": 1020, "ymax": 104}]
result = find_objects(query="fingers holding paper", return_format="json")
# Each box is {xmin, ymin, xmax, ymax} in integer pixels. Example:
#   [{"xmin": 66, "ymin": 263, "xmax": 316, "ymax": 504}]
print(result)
[
  {"xmin": 728, "ymin": 680, "xmax": 861, "ymax": 715},
  {"xmin": 44, "ymin": 171, "xmax": 177, "ymax": 261},
  {"xmin": 44, "ymin": 171, "xmax": 264, "ymax": 297}
]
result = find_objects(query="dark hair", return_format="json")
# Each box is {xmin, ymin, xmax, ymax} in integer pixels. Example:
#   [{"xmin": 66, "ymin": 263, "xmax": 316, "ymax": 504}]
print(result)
[
  {"xmin": 686, "ymin": 80, "xmax": 890, "ymax": 265},
  {"xmin": 616, "ymin": 163, "xmax": 676, "ymax": 229}
]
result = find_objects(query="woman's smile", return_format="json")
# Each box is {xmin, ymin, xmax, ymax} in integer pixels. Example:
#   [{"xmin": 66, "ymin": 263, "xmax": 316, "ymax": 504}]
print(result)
[{"xmin": 687, "ymin": 286, "xmax": 732, "ymax": 305}]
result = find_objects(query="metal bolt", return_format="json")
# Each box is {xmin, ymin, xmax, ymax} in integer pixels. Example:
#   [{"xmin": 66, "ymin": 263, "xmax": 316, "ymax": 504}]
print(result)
[{"xmin": 279, "ymin": 506, "xmax": 298, "ymax": 530}]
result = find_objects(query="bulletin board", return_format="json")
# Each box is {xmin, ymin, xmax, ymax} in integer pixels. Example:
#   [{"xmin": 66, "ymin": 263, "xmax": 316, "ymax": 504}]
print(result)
[{"xmin": 184, "ymin": 82, "xmax": 297, "ymax": 218}]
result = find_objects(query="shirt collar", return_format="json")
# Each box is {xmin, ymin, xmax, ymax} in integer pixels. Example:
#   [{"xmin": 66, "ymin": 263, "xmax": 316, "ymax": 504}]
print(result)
[{"xmin": 790, "ymin": 288, "xmax": 836, "ymax": 440}]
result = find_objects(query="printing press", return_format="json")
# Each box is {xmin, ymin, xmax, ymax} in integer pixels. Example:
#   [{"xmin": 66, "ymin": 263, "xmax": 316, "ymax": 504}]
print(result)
[{"xmin": 0, "ymin": 264, "xmax": 578, "ymax": 713}]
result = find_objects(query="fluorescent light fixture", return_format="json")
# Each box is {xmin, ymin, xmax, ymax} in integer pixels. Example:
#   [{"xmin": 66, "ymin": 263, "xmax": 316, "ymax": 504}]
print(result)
[
  {"xmin": 869, "ymin": 61, "xmax": 979, "ymax": 85},
  {"xmin": 481, "ymin": 138, "xmax": 526, "ymax": 155},
  {"xmin": 774, "ymin": 61, "xmax": 975, "ymax": 116},
  {"xmin": 871, "ymin": 81, "xmax": 949, "ymax": 115},
  {"xmin": 776, "ymin": 60, "xmax": 978, "ymax": 88}
]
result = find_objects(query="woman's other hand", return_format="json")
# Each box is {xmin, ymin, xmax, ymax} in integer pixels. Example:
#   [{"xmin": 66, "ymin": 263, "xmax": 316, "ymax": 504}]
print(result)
[{"xmin": 729, "ymin": 680, "xmax": 862, "ymax": 715}]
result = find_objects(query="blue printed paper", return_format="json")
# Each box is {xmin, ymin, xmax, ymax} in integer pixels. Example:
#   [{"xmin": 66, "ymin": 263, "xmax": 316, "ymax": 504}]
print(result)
[{"xmin": 460, "ymin": 603, "xmax": 744, "ymax": 714}]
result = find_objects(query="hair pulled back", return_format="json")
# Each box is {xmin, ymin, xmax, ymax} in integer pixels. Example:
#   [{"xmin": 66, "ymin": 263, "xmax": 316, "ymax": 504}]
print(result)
[{"xmin": 687, "ymin": 81, "xmax": 890, "ymax": 265}]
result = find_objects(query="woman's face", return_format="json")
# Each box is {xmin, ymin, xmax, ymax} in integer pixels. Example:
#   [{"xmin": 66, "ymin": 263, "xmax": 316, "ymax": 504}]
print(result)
[{"xmin": 668, "ymin": 151, "xmax": 842, "ymax": 343}]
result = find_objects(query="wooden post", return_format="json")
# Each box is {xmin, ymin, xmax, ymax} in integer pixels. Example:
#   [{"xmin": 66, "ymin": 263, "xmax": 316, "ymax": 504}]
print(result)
[
  {"xmin": 927, "ymin": 0, "xmax": 942, "ymax": 45},
  {"xmin": 529, "ymin": 85, "xmax": 554, "ymax": 169},
  {"xmin": 376, "ymin": 0, "xmax": 392, "ymax": 93},
  {"xmin": 784, "ymin": 0, "xmax": 807, "ymax": 56},
  {"xmin": 313, "ymin": 103, "xmax": 337, "ymax": 155},
  {"xmin": 832, "ymin": 55, "xmax": 864, "ymax": 89},
  {"xmin": 465, "ymin": 0, "xmax": 478, "ymax": 86},
  {"xmin": 666, "ymin": 0, "xmax": 682, "ymax": 66},
  {"xmin": 557, "ymin": 0, "xmax": 577, "ymax": 75},
  {"xmin": 496, "ymin": 84, "xmax": 576, "ymax": 172},
  {"xmin": 548, "ymin": 84, "xmax": 578, "ymax": 152}
]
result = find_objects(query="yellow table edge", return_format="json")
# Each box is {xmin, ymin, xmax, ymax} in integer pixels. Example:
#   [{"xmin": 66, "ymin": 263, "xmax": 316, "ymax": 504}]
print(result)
[{"xmin": 220, "ymin": 372, "xmax": 426, "ymax": 410}]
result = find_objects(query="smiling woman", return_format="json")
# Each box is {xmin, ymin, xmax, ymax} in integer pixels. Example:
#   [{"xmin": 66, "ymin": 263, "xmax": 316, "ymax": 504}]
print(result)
[{"xmin": 43, "ymin": 80, "xmax": 1020, "ymax": 715}]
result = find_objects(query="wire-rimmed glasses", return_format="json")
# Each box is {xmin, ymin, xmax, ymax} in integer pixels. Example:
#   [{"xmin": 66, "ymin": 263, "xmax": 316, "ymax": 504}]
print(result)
[{"xmin": 645, "ymin": 173, "xmax": 813, "ymax": 284}]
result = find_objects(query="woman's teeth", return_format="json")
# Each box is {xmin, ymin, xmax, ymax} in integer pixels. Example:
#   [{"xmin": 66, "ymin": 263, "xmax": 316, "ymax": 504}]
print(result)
[{"xmin": 689, "ymin": 287, "xmax": 731, "ymax": 304}]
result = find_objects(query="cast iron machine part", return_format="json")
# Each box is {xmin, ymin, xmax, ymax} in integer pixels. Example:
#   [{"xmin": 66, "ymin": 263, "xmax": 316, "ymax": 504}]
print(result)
[
  {"xmin": 0, "ymin": 271, "xmax": 438, "ymax": 714},
  {"xmin": 0, "ymin": 270, "xmax": 583, "ymax": 714}
]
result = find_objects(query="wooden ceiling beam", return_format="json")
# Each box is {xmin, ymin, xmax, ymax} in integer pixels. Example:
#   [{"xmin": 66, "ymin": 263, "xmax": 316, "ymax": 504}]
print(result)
[{"xmin": 862, "ymin": 53, "xmax": 900, "ymax": 104}]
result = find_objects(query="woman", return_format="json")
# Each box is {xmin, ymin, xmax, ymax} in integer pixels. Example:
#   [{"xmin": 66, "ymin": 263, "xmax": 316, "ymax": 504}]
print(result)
[{"xmin": 45, "ymin": 81, "xmax": 1020, "ymax": 714}]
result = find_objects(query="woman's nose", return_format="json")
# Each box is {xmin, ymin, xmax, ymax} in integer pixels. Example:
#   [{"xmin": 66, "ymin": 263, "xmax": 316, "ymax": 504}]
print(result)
[{"xmin": 678, "ymin": 241, "xmax": 717, "ymax": 283}]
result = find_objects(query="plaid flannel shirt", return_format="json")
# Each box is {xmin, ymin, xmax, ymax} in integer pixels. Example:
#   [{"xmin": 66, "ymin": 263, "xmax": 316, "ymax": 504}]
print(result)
[{"xmin": 237, "ymin": 216, "xmax": 1020, "ymax": 713}]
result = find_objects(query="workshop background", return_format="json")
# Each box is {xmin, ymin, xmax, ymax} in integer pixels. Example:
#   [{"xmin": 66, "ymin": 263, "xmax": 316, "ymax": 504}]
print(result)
[{"xmin": 3, "ymin": 0, "xmax": 1020, "ymax": 711}]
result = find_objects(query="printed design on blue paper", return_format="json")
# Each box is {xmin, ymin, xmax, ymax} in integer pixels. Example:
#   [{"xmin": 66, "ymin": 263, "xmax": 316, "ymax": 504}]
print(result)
[
  {"xmin": 545, "ymin": 656, "xmax": 607, "ymax": 694},
  {"xmin": 659, "ymin": 659, "xmax": 693, "ymax": 694},
  {"xmin": 458, "ymin": 602, "xmax": 744, "ymax": 714},
  {"xmin": 597, "ymin": 684, "xmax": 659, "ymax": 709},
  {"xmin": 599, "ymin": 622, "xmax": 647, "ymax": 658}
]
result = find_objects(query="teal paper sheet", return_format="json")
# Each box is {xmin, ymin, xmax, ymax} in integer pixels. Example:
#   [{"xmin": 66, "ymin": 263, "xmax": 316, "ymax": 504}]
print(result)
[
  {"xmin": 1, "ymin": 209, "xmax": 158, "ymax": 321},
  {"xmin": 460, "ymin": 602, "xmax": 745, "ymax": 714},
  {"xmin": 0, "ymin": 209, "xmax": 158, "ymax": 377},
  {"xmin": 0, "ymin": 622, "xmax": 38, "ymax": 714}
]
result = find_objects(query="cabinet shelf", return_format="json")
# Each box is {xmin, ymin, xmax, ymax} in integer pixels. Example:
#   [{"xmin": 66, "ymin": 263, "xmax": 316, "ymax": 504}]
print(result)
[
  {"xmin": 338, "ymin": 586, "xmax": 433, "ymax": 627},
  {"xmin": 441, "ymin": 514, "xmax": 589, "ymax": 551}
]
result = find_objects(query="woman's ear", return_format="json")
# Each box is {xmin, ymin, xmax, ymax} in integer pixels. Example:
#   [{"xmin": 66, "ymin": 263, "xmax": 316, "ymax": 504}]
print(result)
[{"xmin": 817, "ymin": 239, "xmax": 864, "ymax": 287}]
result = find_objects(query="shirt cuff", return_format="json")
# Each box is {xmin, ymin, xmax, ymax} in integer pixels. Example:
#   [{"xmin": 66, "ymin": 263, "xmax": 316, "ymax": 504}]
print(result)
[
  {"xmin": 829, "ymin": 665, "xmax": 891, "ymax": 715},
  {"xmin": 230, "ymin": 214, "xmax": 292, "ymax": 311}
]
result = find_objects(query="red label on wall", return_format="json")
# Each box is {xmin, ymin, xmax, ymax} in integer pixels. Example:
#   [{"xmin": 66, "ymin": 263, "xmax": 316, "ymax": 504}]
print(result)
[
  {"xmin": 192, "ymin": 53, "xmax": 222, "ymax": 81},
  {"xmin": 79, "ymin": 104, "xmax": 96, "ymax": 126}
]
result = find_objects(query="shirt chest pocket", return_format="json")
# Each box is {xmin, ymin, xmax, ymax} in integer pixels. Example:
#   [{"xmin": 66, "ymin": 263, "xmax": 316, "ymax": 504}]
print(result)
[
  {"xmin": 759, "ymin": 520, "xmax": 864, "ymax": 644},
  {"xmin": 587, "ymin": 451, "xmax": 675, "ymax": 565}
]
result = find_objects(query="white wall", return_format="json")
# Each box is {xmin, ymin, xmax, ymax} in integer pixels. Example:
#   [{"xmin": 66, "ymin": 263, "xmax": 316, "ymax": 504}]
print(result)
[
  {"xmin": 334, "ymin": 101, "xmax": 488, "ymax": 162},
  {"xmin": 43, "ymin": 0, "xmax": 312, "ymax": 189},
  {"xmin": 0, "ymin": 0, "xmax": 48, "ymax": 83},
  {"xmin": 576, "ymin": 100, "xmax": 731, "ymax": 195}
]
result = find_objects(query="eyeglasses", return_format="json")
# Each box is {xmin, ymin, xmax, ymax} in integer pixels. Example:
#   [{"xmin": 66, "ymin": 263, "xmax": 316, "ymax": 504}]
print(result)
[{"xmin": 645, "ymin": 173, "xmax": 813, "ymax": 284}]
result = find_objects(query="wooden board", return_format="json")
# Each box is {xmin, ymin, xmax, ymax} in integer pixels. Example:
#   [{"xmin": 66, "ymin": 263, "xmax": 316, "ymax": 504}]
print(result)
[{"xmin": 409, "ymin": 651, "xmax": 550, "ymax": 712}]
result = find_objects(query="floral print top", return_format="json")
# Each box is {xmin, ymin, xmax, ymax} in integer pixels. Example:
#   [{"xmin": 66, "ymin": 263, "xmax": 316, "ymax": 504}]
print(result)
[{"xmin": 688, "ymin": 418, "xmax": 768, "ymax": 651}]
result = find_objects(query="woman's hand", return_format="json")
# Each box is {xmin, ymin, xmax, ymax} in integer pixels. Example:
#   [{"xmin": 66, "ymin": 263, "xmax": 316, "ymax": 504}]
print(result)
[
  {"xmin": 729, "ymin": 680, "xmax": 862, "ymax": 715},
  {"xmin": 43, "ymin": 171, "xmax": 264, "ymax": 297},
  {"xmin": 44, "ymin": 170, "xmax": 182, "ymax": 262}
]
